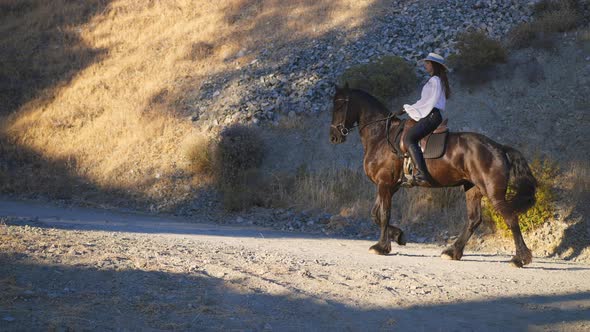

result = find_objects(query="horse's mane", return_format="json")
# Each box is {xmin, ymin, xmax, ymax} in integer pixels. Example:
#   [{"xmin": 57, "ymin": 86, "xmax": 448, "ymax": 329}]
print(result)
[{"xmin": 350, "ymin": 89, "xmax": 391, "ymax": 116}]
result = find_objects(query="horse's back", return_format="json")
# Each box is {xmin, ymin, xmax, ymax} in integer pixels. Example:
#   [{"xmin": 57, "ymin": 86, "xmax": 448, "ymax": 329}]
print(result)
[{"xmin": 439, "ymin": 131, "xmax": 510, "ymax": 183}]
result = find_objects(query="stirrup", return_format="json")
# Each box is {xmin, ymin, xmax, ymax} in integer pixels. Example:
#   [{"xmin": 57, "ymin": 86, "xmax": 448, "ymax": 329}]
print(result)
[
  {"xmin": 400, "ymin": 171, "xmax": 431, "ymax": 188},
  {"xmin": 412, "ymin": 172, "xmax": 433, "ymax": 187},
  {"xmin": 399, "ymin": 175, "xmax": 415, "ymax": 188}
]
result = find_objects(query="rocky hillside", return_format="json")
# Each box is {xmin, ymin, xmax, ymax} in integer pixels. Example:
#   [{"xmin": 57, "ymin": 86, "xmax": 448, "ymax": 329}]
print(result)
[{"xmin": 190, "ymin": 0, "xmax": 536, "ymax": 129}]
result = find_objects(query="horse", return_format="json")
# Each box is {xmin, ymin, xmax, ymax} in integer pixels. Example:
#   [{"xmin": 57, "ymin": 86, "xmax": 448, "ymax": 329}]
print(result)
[{"xmin": 329, "ymin": 84, "xmax": 537, "ymax": 267}]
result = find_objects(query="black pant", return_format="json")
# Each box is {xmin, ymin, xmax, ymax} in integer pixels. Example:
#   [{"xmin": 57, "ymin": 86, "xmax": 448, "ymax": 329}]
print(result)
[{"xmin": 403, "ymin": 108, "xmax": 442, "ymax": 149}]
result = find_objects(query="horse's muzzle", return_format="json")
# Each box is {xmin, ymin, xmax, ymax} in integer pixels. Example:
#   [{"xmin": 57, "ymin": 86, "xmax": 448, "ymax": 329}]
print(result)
[{"xmin": 329, "ymin": 130, "xmax": 346, "ymax": 144}]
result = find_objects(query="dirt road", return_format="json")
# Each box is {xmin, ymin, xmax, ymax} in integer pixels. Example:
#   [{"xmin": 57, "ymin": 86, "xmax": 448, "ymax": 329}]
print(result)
[{"xmin": 1, "ymin": 199, "xmax": 589, "ymax": 331}]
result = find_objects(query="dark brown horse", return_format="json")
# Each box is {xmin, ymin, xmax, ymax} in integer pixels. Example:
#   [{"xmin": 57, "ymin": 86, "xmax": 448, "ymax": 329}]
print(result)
[{"xmin": 329, "ymin": 85, "xmax": 537, "ymax": 267}]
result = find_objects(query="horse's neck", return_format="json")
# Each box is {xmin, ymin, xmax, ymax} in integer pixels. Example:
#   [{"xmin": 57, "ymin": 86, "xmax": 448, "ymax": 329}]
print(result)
[{"xmin": 358, "ymin": 106, "xmax": 389, "ymax": 151}]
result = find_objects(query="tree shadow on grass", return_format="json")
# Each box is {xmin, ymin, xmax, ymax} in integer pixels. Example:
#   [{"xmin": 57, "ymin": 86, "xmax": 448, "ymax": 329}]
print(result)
[
  {"xmin": 0, "ymin": 253, "xmax": 589, "ymax": 331},
  {"xmin": 0, "ymin": 1, "xmax": 112, "ymax": 114}
]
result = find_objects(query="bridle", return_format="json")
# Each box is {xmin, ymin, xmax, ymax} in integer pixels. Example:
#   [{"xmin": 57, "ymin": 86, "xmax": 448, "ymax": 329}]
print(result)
[
  {"xmin": 330, "ymin": 94, "xmax": 397, "ymax": 137},
  {"xmin": 330, "ymin": 96, "xmax": 352, "ymax": 136}
]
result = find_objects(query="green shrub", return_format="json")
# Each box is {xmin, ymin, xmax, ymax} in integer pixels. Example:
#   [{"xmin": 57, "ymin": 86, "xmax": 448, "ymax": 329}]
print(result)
[
  {"xmin": 339, "ymin": 56, "xmax": 418, "ymax": 101},
  {"xmin": 448, "ymin": 30, "xmax": 507, "ymax": 73},
  {"xmin": 213, "ymin": 125, "xmax": 265, "ymax": 210},
  {"xmin": 483, "ymin": 157, "xmax": 558, "ymax": 234}
]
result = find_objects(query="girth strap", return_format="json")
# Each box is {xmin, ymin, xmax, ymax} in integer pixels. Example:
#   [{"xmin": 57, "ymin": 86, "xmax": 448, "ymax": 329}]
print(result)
[{"xmin": 387, "ymin": 116, "xmax": 406, "ymax": 158}]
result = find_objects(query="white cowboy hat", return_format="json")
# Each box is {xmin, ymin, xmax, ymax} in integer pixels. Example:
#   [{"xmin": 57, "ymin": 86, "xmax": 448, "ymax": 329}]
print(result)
[{"xmin": 421, "ymin": 52, "xmax": 448, "ymax": 70}]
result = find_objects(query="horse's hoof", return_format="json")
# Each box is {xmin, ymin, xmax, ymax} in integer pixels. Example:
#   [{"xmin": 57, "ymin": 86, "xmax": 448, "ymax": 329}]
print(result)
[
  {"xmin": 368, "ymin": 244, "xmax": 390, "ymax": 255},
  {"xmin": 369, "ymin": 248, "xmax": 382, "ymax": 255},
  {"xmin": 441, "ymin": 248, "xmax": 461, "ymax": 261},
  {"xmin": 522, "ymin": 251, "xmax": 533, "ymax": 266},
  {"xmin": 509, "ymin": 258, "xmax": 524, "ymax": 268},
  {"xmin": 396, "ymin": 231, "xmax": 407, "ymax": 246},
  {"xmin": 441, "ymin": 253, "xmax": 454, "ymax": 260}
]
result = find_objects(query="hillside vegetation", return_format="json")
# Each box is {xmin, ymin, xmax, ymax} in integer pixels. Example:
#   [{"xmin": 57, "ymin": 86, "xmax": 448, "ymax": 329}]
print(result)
[{"xmin": 0, "ymin": 0, "xmax": 369, "ymax": 209}]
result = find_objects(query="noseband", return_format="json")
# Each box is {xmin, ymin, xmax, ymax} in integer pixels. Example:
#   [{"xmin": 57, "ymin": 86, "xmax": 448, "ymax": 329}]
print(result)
[
  {"xmin": 331, "ymin": 94, "xmax": 398, "ymax": 137},
  {"xmin": 330, "ymin": 97, "xmax": 352, "ymax": 136}
]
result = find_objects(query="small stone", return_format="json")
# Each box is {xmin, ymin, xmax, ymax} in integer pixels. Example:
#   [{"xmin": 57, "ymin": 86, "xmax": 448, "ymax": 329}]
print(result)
[
  {"xmin": 288, "ymin": 111, "xmax": 296, "ymax": 118},
  {"xmin": 2, "ymin": 316, "xmax": 15, "ymax": 322}
]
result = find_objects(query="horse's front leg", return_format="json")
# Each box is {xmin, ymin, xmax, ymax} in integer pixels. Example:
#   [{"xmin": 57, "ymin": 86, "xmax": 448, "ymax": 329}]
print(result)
[{"xmin": 369, "ymin": 183, "xmax": 402, "ymax": 255}]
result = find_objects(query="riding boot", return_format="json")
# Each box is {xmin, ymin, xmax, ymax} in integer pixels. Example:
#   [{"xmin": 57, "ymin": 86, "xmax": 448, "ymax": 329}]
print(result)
[{"xmin": 407, "ymin": 144, "xmax": 433, "ymax": 186}]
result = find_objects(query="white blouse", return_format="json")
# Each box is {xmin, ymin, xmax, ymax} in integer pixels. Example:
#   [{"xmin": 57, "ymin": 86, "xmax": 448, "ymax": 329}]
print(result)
[{"xmin": 403, "ymin": 76, "xmax": 446, "ymax": 121}]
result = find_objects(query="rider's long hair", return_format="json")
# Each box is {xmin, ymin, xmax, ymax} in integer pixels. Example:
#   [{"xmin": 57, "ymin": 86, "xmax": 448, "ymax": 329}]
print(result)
[{"xmin": 431, "ymin": 61, "xmax": 451, "ymax": 99}]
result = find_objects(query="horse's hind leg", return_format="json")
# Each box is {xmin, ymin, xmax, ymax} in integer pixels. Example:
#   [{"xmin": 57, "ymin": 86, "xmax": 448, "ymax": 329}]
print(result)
[
  {"xmin": 441, "ymin": 186, "xmax": 483, "ymax": 261},
  {"xmin": 369, "ymin": 184, "xmax": 403, "ymax": 255},
  {"xmin": 490, "ymin": 197, "xmax": 533, "ymax": 267},
  {"xmin": 388, "ymin": 224, "xmax": 406, "ymax": 245}
]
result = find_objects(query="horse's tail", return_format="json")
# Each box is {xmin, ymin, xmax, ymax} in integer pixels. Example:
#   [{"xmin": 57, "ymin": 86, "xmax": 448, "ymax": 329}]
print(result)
[{"xmin": 503, "ymin": 146, "xmax": 537, "ymax": 214}]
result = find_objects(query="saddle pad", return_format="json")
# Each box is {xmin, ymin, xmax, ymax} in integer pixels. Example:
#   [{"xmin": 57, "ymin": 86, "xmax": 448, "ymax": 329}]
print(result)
[{"xmin": 422, "ymin": 131, "xmax": 448, "ymax": 159}]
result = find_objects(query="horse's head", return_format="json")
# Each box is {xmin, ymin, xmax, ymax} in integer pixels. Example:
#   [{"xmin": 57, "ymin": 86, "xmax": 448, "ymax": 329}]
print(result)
[{"xmin": 330, "ymin": 83, "xmax": 353, "ymax": 144}]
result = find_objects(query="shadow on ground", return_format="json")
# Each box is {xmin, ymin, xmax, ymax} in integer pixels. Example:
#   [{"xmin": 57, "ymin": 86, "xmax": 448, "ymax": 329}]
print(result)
[{"xmin": 0, "ymin": 254, "xmax": 588, "ymax": 331}]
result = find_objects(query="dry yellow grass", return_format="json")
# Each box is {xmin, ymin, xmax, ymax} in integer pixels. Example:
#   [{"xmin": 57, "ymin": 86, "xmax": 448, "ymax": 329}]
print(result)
[
  {"xmin": 268, "ymin": 167, "xmax": 467, "ymax": 233},
  {"xmin": 0, "ymin": 0, "xmax": 375, "ymax": 208}
]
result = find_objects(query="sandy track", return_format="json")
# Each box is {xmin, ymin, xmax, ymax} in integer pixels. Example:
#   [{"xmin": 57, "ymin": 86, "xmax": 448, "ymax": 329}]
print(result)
[{"xmin": 1, "ymin": 199, "xmax": 589, "ymax": 331}]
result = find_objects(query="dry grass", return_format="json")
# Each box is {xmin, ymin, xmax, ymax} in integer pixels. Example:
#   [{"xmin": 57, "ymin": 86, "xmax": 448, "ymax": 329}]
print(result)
[
  {"xmin": 287, "ymin": 167, "xmax": 375, "ymax": 215},
  {"xmin": 269, "ymin": 167, "xmax": 467, "ymax": 233},
  {"xmin": 0, "ymin": 0, "xmax": 374, "ymax": 207},
  {"xmin": 182, "ymin": 133, "xmax": 214, "ymax": 176},
  {"xmin": 508, "ymin": 0, "xmax": 583, "ymax": 49},
  {"xmin": 563, "ymin": 160, "xmax": 590, "ymax": 207}
]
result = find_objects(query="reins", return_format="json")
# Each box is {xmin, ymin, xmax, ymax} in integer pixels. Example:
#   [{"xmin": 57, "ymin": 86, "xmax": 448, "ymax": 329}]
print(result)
[{"xmin": 330, "ymin": 96, "xmax": 397, "ymax": 136}]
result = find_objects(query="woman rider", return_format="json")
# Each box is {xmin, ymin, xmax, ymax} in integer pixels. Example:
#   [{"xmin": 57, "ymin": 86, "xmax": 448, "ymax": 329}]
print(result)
[{"xmin": 400, "ymin": 52, "xmax": 451, "ymax": 187}]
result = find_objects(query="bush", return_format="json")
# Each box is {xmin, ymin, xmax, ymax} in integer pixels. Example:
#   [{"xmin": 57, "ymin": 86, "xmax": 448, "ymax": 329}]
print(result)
[
  {"xmin": 507, "ymin": 23, "xmax": 539, "ymax": 49},
  {"xmin": 483, "ymin": 157, "xmax": 558, "ymax": 234},
  {"xmin": 535, "ymin": 8, "xmax": 581, "ymax": 33},
  {"xmin": 184, "ymin": 134, "xmax": 214, "ymax": 175},
  {"xmin": 508, "ymin": 0, "xmax": 582, "ymax": 49},
  {"xmin": 218, "ymin": 168, "xmax": 269, "ymax": 211},
  {"xmin": 448, "ymin": 30, "xmax": 507, "ymax": 73},
  {"xmin": 213, "ymin": 125, "xmax": 265, "ymax": 210},
  {"xmin": 532, "ymin": 0, "xmax": 579, "ymax": 15},
  {"xmin": 339, "ymin": 56, "xmax": 417, "ymax": 101}
]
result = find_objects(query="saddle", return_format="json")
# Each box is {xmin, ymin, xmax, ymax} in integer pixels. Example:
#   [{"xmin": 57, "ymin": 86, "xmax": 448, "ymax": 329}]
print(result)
[
  {"xmin": 387, "ymin": 117, "xmax": 449, "ymax": 184},
  {"xmin": 388, "ymin": 118, "xmax": 449, "ymax": 159}
]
